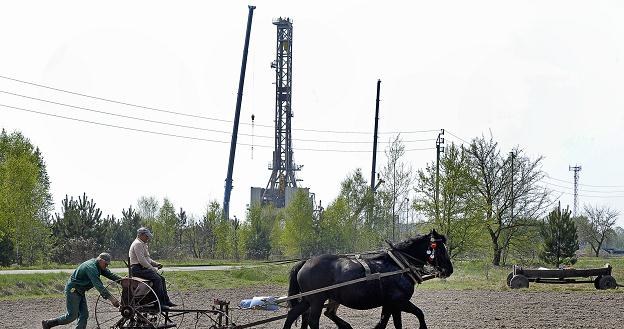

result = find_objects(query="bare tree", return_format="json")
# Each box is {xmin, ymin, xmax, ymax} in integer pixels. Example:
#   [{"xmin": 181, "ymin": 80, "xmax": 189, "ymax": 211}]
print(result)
[
  {"xmin": 576, "ymin": 204, "xmax": 619, "ymax": 257},
  {"xmin": 467, "ymin": 135, "xmax": 550, "ymax": 266},
  {"xmin": 137, "ymin": 196, "xmax": 160, "ymax": 222},
  {"xmin": 379, "ymin": 135, "xmax": 413, "ymax": 241}
]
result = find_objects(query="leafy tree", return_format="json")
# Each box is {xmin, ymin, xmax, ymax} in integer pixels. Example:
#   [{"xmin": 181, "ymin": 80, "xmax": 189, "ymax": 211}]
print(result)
[
  {"xmin": 150, "ymin": 198, "xmax": 177, "ymax": 258},
  {"xmin": 281, "ymin": 189, "xmax": 315, "ymax": 257},
  {"xmin": 379, "ymin": 135, "xmax": 413, "ymax": 242},
  {"xmin": 319, "ymin": 196, "xmax": 352, "ymax": 254},
  {"xmin": 120, "ymin": 206, "xmax": 142, "ymax": 242},
  {"xmin": 51, "ymin": 193, "xmax": 104, "ymax": 263},
  {"xmin": 0, "ymin": 233, "xmax": 15, "ymax": 266},
  {"xmin": 52, "ymin": 193, "xmax": 102, "ymax": 240},
  {"xmin": 413, "ymin": 143, "xmax": 482, "ymax": 258},
  {"xmin": 576, "ymin": 204, "xmax": 619, "ymax": 257},
  {"xmin": 97, "ymin": 214, "xmax": 124, "ymax": 258},
  {"xmin": 605, "ymin": 226, "xmax": 624, "ymax": 250},
  {"xmin": 214, "ymin": 204, "xmax": 232, "ymax": 259},
  {"xmin": 175, "ymin": 207, "xmax": 188, "ymax": 249},
  {"xmin": 243, "ymin": 203, "xmax": 281, "ymax": 259},
  {"xmin": 539, "ymin": 205, "xmax": 579, "ymax": 266},
  {"xmin": 0, "ymin": 130, "xmax": 52, "ymax": 265},
  {"xmin": 466, "ymin": 135, "xmax": 549, "ymax": 266},
  {"xmin": 184, "ymin": 203, "xmax": 220, "ymax": 259}
]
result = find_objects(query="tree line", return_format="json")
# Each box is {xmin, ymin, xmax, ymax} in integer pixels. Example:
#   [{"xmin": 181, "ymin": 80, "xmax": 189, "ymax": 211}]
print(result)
[{"xmin": 0, "ymin": 129, "xmax": 622, "ymax": 266}]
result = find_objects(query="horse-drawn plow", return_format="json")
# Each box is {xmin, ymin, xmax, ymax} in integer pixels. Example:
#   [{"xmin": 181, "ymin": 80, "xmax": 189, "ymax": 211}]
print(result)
[
  {"xmin": 94, "ymin": 232, "xmax": 451, "ymax": 329},
  {"xmin": 94, "ymin": 271, "xmax": 439, "ymax": 329}
]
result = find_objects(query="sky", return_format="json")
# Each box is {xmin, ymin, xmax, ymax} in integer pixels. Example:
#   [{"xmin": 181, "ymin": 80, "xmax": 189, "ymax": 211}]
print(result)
[{"xmin": 1, "ymin": 0, "xmax": 624, "ymax": 227}]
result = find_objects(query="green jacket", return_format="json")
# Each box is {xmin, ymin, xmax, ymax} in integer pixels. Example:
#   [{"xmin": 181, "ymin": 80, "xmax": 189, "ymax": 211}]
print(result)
[{"xmin": 66, "ymin": 258, "xmax": 122, "ymax": 300}]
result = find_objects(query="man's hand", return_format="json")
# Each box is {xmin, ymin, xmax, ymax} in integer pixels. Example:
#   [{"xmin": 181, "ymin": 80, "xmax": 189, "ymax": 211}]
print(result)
[
  {"xmin": 157, "ymin": 263, "xmax": 163, "ymax": 270},
  {"xmin": 110, "ymin": 296, "xmax": 120, "ymax": 308}
]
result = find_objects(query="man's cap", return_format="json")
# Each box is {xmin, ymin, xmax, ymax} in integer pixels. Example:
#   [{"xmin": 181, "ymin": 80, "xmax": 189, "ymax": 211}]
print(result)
[
  {"xmin": 97, "ymin": 252, "xmax": 112, "ymax": 264},
  {"xmin": 137, "ymin": 227, "xmax": 153, "ymax": 239}
]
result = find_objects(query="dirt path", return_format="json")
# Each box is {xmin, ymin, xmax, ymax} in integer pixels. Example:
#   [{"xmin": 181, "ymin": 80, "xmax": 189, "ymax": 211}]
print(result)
[{"xmin": 4, "ymin": 286, "xmax": 623, "ymax": 328}]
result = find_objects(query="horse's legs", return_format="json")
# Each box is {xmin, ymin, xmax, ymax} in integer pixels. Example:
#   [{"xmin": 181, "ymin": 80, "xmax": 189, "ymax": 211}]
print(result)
[
  {"xmin": 282, "ymin": 301, "xmax": 310, "ymax": 329},
  {"xmin": 390, "ymin": 309, "xmax": 402, "ymax": 329},
  {"xmin": 323, "ymin": 300, "xmax": 353, "ymax": 329},
  {"xmin": 373, "ymin": 305, "xmax": 393, "ymax": 329},
  {"xmin": 398, "ymin": 301, "xmax": 426, "ymax": 329},
  {"xmin": 305, "ymin": 300, "xmax": 325, "ymax": 329},
  {"xmin": 300, "ymin": 309, "xmax": 309, "ymax": 329}
]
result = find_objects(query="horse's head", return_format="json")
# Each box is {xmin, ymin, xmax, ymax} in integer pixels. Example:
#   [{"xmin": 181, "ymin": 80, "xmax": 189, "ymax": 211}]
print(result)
[
  {"xmin": 397, "ymin": 229, "xmax": 453, "ymax": 278},
  {"xmin": 425, "ymin": 229, "xmax": 453, "ymax": 278}
]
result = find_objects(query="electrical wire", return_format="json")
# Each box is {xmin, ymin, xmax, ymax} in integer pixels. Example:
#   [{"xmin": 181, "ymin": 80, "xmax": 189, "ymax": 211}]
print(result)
[
  {"xmin": 445, "ymin": 129, "xmax": 471, "ymax": 145},
  {"xmin": 0, "ymin": 74, "xmax": 439, "ymax": 136},
  {"xmin": 542, "ymin": 181, "xmax": 624, "ymax": 194},
  {"xmin": 0, "ymin": 103, "xmax": 434, "ymax": 153},
  {"xmin": 538, "ymin": 185, "xmax": 624, "ymax": 198},
  {"xmin": 544, "ymin": 174, "xmax": 624, "ymax": 189},
  {"xmin": 0, "ymin": 90, "xmax": 439, "ymax": 145}
]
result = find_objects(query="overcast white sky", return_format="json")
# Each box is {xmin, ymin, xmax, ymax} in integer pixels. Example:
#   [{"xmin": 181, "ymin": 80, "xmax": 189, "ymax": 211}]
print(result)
[{"xmin": 1, "ymin": 0, "xmax": 624, "ymax": 227}]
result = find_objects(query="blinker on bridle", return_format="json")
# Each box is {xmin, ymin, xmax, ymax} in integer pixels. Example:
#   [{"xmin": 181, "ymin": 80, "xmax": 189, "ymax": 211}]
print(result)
[{"xmin": 426, "ymin": 237, "xmax": 441, "ymax": 264}]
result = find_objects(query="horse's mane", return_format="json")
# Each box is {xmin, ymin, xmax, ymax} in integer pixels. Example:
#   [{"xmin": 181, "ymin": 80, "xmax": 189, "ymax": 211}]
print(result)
[{"xmin": 391, "ymin": 233, "xmax": 429, "ymax": 251}]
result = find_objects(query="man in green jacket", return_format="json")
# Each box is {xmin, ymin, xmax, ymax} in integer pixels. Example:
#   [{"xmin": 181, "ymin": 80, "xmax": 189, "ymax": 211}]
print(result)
[{"xmin": 41, "ymin": 253, "xmax": 122, "ymax": 329}]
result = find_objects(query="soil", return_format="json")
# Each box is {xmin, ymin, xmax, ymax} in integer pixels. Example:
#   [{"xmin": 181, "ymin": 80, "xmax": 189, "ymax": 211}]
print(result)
[{"xmin": 3, "ymin": 285, "xmax": 624, "ymax": 329}]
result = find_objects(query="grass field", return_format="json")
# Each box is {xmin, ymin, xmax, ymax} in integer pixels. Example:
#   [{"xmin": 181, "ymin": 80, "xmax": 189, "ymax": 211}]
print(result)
[{"xmin": 1, "ymin": 256, "xmax": 623, "ymax": 300}]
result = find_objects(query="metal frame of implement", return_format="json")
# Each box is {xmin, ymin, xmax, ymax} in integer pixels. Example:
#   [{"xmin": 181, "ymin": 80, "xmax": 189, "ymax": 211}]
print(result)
[{"xmin": 507, "ymin": 264, "xmax": 618, "ymax": 290}]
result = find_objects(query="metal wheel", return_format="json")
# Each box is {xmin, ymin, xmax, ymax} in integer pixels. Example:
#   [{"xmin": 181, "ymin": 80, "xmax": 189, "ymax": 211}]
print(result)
[
  {"xmin": 509, "ymin": 274, "xmax": 529, "ymax": 289},
  {"xmin": 594, "ymin": 275, "xmax": 603, "ymax": 290},
  {"xmin": 598, "ymin": 275, "xmax": 617, "ymax": 290},
  {"xmin": 95, "ymin": 277, "xmax": 165, "ymax": 328},
  {"xmin": 506, "ymin": 272, "xmax": 514, "ymax": 288}
]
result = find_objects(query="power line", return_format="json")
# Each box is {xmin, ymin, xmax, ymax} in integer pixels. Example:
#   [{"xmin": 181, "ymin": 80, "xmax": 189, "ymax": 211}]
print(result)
[
  {"xmin": 445, "ymin": 129, "xmax": 471, "ymax": 145},
  {"xmin": 0, "ymin": 90, "xmax": 438, "ymax": 145},
  {"xmin": 540, "ymin": 185, "xmax": 624, "ymax": 198},
  {"xmin": 544, "ymin": 174, "xmax": 624, "ymax": 188},
  {"xmin": 542, "ymin": 181, "xmax": 624, "ymax": 194},
  {"xmin": 0, "ymin": 74, "xmax": 438, "ymax": 136},
  {"xmin": 0, "ymin": 103, "xmax": 433, "ymax": 153}
]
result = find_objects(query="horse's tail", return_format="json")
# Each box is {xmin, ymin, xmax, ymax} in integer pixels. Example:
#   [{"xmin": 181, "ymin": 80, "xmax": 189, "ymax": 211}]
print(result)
[{"xmin": 287, "ymin": 260, "xmax": 306, "ymax": 307}]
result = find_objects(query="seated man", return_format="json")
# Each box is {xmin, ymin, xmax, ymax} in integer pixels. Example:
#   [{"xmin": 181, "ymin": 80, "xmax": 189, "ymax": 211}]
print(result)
[{"xmin": 129, "ymin": 227, "xmax": 175, "ymax": 307}]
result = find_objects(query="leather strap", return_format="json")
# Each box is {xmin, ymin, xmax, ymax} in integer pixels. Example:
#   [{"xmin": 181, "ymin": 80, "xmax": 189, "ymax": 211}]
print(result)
[{"xmin": 354, "ymin": 254, "xmax": 372, "ymax": 277}]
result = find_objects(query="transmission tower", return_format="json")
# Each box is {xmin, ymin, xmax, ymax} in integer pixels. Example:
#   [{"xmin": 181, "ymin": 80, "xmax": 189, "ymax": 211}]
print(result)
[
  {"xmin": 569, "ymin": 165, "xmax": 582, "ymax": 217},
  {"xmin": 262, "ymin": 17, "xmax": 301, "ymax": 208}
]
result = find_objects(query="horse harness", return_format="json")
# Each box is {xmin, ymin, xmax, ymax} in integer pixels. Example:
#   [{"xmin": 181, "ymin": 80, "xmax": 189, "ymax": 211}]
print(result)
[{"xmin": 272, "ymin": 239, "xmax": 444, "ymax": 305}]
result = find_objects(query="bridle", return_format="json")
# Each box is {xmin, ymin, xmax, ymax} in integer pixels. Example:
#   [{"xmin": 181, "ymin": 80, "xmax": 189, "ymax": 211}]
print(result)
[
  {"xmin": 426, "ymin": 237, "xmax": 446, "ymax": 266},
  {"xmin": 389, "ymin": 235, "xmax": 448, "ymax": 277}
]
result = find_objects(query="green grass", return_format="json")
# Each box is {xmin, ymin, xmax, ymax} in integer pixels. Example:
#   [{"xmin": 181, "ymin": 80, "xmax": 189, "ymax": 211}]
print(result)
[
  {"xmin": 2, "ymin": 257, "xmax": 623, "ymax": 300},
  {"xmin": 419, "ymin": 256, "xmax": 624, "ymax": 292},
  {"xmin": 0, "ymin": 258, "xmax": 254, "ymax": 271},
  {"xmin": 0, "ymin": 264, "xmax": 292, "ymax": 300},
  {"xmin": 0, "ymin": 273, "xmax": 68, "ymax": 300}
]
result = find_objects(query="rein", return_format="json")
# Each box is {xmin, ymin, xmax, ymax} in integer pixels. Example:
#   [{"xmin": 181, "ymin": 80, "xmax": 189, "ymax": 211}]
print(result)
[{"xmin": 387, "ymin": 237, "xmax": 446, "ymax": 281}]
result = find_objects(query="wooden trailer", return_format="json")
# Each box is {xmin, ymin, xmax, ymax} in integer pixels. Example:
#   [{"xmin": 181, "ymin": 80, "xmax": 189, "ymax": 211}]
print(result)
[{"xmin": 507, "ymin": 264, "xmax": 618, "ymax": 289}]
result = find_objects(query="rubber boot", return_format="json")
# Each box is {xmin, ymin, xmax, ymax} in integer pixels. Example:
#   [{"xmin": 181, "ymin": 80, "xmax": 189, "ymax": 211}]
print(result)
[{"xmin": 42, "ymin": 319, "xmax": 58, "ymax": 329}]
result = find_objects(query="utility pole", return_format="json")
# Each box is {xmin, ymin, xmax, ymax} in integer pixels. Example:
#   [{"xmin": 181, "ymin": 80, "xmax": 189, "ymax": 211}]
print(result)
[
  {"xmin": 569, "ymin": 165, "xmax": 582, "ymax": 217},
  {"xmin": 370, "ymin": 79, "xmax": 381, "ymax": 232},
  {"xmin": 435, "ymin": 129, "xmax": 445, "ymax": 222},
  {"xmin": 223, "ymin": 5, "xmax": 256, "ymax": 220},
  {"xmin": 371, "ymin": 79, "xmax": 381, "ymax": 192},
  {"xmin": 510, "ymin": 151, "xmax": 515, "ymax": 221}
]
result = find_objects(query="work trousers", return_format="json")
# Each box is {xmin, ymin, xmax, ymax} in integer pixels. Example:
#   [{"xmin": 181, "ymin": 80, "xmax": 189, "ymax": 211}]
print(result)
[
  {"xmin": 53, "ymin": 285, "xmax": 89, "ymax": 329},
  {"xmin": 131, "ymin": 265, "xmax": 170, "ymax": 304}
]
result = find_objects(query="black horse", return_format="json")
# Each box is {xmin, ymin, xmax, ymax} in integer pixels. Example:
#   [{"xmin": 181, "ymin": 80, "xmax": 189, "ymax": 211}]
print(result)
[{"xmin": 282, "ymin": 230, "xmax": 453, "ymax": 329}]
